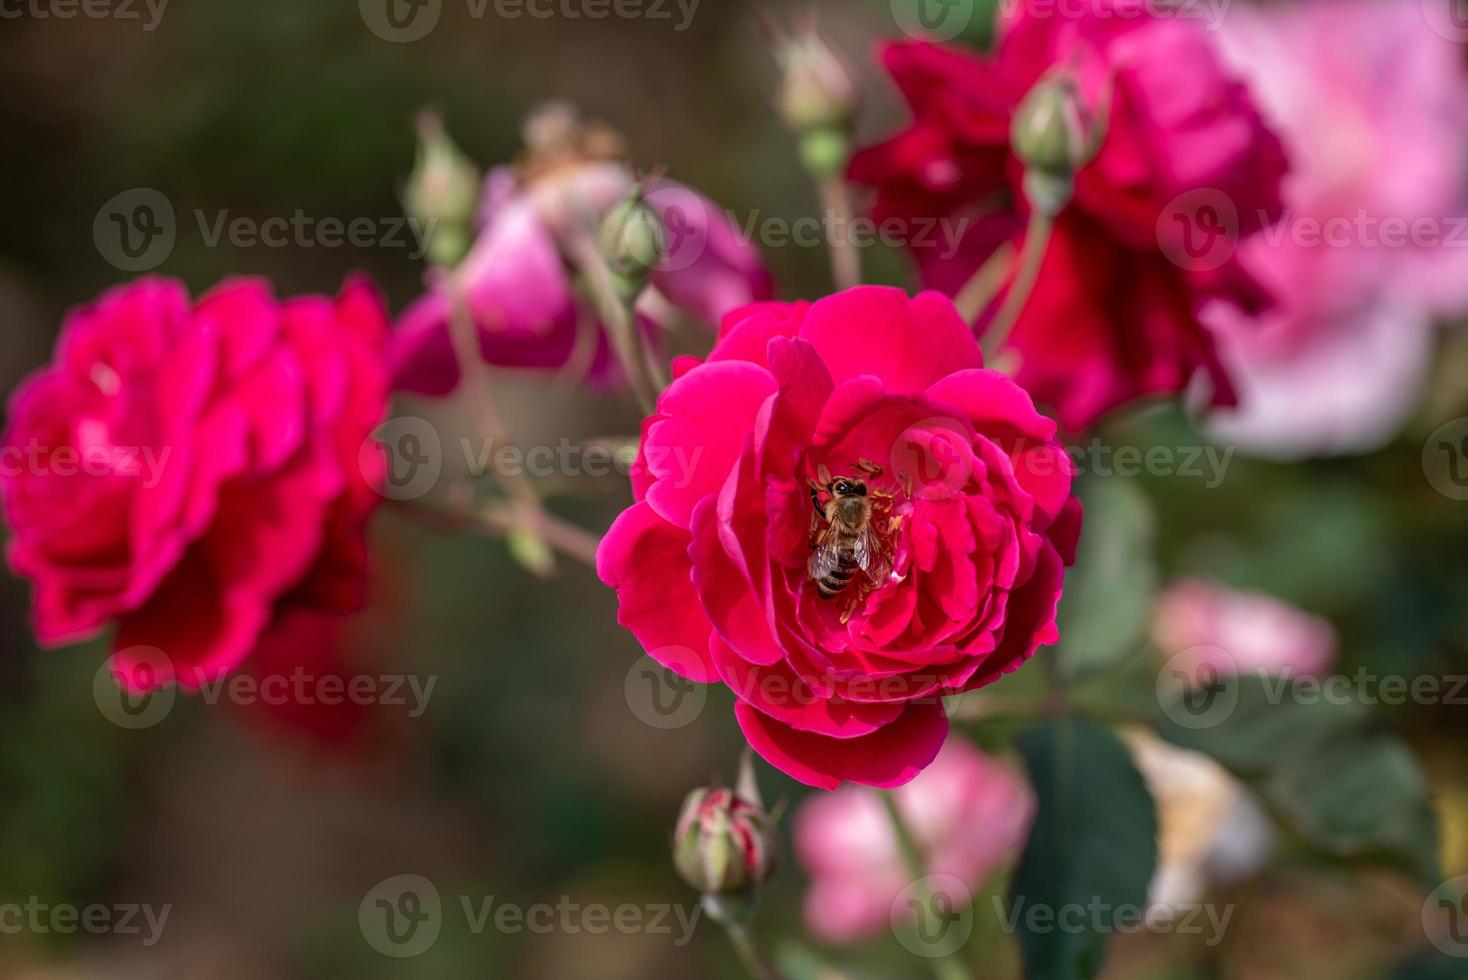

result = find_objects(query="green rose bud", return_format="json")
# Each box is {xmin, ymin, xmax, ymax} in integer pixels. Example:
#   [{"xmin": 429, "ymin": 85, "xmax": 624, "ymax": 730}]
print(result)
[
  {"xmin": 404, "ymin": 111, "xmax": 481, "ymax": 268},
  {"xmin": 597, "ymin": 196, "xmax": 666, "ymax": 291}
]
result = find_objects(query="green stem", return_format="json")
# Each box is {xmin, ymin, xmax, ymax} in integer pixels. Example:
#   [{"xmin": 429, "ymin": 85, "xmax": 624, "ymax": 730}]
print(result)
[
  {"xmin": 567, "ymin": 233, "xmax": 659, "ymax": 415},
  {"xmin": 819, "ymin": 176, "xmax": 862, "ymax": 291},
  {"xmin": 880, "ymin": 792, "xmax": 972, "ymax": 980},
  {"xmin": 444, "ymin": 278, "xmax": 556, "ymax": 573},
  {"xmin": 952, "ymin": 239, "xmax": 1015, "ymax": 326},
  {"xmin": 982, "ymin": 210, "xmax": 1054, "ymax": 363},
  {"xmin": 702, "ymin": 894, "xmax": 786, "ymax": 980}
]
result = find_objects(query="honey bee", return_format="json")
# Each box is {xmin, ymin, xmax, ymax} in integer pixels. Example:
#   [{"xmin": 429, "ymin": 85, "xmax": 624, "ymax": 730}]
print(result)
[{"xmin": 808, "ymin": 461, "xmax": 891, "ymax": 605}]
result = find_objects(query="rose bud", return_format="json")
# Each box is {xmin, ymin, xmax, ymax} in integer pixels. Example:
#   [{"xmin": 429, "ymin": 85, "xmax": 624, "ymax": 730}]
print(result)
[
  {"xmin": 777, "ymin": 18, "xmax": 859, "ymax": 179},
  {"xmin": 597, "ymin": 196, "xmax": 666, "ymax": 289},
  {"xmin": 1010, "ymin": 74, "xmax": 1106, "ymax": 215},
  {"xmin": 778, "ymin": 18, "xmax": 859, "ymax": 134},
  {"xmin": 673, "ymin": 760, "xmax": 779, "ymax": 897},
  {"xmin": 404, "ymin": 110, "xmax": 481, "ymax": 267}
]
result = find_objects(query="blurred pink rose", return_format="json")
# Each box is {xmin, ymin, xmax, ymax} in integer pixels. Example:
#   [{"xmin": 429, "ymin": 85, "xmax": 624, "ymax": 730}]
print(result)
[
  {"xmin": 1153, "ymin": 579, "xmax": 1338, "ymax": 684},
  {"xmin": 793, "ymin": 737, "xmax": 1032, "ymax": 943},
  {"xmin": 391, "ymin": 110, "xmax": 772, "ymax": 395},
  {"xmin": 1206, "ymin": 0, "xmax": 1468, "ymax": 457},
  {"xmin": 1, "ymin": 277, "xmax": 389, "ymax": 689}
]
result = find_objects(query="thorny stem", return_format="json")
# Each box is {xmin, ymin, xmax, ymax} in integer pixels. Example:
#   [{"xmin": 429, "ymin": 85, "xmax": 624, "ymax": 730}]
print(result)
[
  {"xmin": 982, "ymin": 210, "xmax": 1054, "ymax": 363},
  {"xmin": 819, "ymin": 176, "xmax": 862, "ymax": 291},
  {"xmin": 880, "ymin": 792, "xmax": 972, "ymax": 980}
]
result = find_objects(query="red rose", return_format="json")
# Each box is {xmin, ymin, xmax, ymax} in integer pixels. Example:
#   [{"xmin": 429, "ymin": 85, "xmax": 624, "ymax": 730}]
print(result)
[
  {"xmin": 0, "ymin": 277, "xmax": 389, "ymax": 689},
  {"xmin": 849, "ymin": 1, "xmax": 1288, "ymax": 430},
  {"xmin": 598, "ymin": 287, "xmax": 1079, "ymax": 789}
]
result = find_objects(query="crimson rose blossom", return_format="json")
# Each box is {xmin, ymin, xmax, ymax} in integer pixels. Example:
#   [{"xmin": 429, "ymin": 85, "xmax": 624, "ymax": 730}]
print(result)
[
  {"xmin": 598, "ymin": 287, "xmax": 1079, "ymax": 789},
  {"xmin": 0, "ymin": 277, "xmax": 390, "ymax": 689},
  {"xmin": 848, "ymin": 0, "xmax": 1288, "ymax": 430}
]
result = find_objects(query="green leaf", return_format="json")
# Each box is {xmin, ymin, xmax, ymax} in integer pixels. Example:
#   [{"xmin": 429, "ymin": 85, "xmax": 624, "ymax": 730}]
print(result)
[
  {"xmin": 1055, "ymin": 476, "xmax": 1157, "ymax": 681},
  {"xmin": 1007, "ymin": 718, "xmax": 1158, "ymax": 980},
  {"xmin": 1156, "ymin": 674, "xmax": 1439, "ymax": 885}
]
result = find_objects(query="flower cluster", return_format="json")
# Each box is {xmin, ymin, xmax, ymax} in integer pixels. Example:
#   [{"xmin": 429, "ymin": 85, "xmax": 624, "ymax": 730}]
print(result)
[{"xmin": 849, "ymin": 0, "xmax": 1288, "ymax": 430}]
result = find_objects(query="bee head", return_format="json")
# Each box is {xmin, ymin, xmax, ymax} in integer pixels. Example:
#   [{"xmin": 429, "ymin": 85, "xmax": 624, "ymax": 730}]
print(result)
[{"xmin": 830, "ymin": 479, "xmax": 867, "ymax": 497}]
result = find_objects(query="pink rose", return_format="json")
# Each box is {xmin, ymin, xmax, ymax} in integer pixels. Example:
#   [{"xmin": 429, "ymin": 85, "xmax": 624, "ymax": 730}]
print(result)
[
  {"xmin": 391, "ymin": 150, "xmax": 772, "ymax": 395},
  {"xmin": 1153, "ymin": 579, "xmax": 1338, "ymax": 684},
  {"xmin": 794, "ymin": 737, "xmax": 1032, "ymax": 942},
  {"xmin": 1, "ymin": 277, "xmax": 390, "ymax": 689},
  {"xmin": 598, "ymin": 286, "xmax": 1080, "ymax": 789},
  {"xmin": 1205, "ymin": 0, "xmax": 1468, "ymax": 457},
  {"xmin": 848, "ymin": 0, "xmax": 1288, "ymax": 430}
]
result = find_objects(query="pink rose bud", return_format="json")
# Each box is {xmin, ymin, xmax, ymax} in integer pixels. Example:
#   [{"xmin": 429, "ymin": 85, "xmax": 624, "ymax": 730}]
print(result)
[
  {"xmin": 404, "ymin": 110, "xmax": 481, "ymax": 267},
  {"xmin": 673, "ymin": 774, "xmax": 778, "ymax": 897}
]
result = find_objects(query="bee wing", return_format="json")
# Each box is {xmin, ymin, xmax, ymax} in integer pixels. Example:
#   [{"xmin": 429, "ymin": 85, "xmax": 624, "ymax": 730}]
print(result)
[
  {"xmin": 854, "ymin": 530, "xmax": 891, "ymax": 586},
  {"xmin": 807, "ymin": 529, "xmax": 844, "ymax": 581}
]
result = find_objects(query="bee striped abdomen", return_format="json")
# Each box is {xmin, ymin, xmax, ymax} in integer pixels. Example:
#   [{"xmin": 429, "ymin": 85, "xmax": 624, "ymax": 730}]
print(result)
[{"xmin": 816, "ymin": 543, "xmax": 859, "ymax": 598}]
